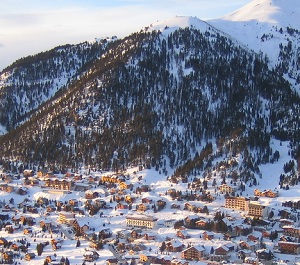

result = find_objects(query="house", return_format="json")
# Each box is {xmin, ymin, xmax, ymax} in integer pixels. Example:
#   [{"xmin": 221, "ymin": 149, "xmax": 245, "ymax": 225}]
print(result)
[
  {"xmin": 2, "ymin": 251, "xmax": 13, "ymax": 263},
  {"xmin": 106, "ymin": 258, "xmax": 118, "ymax": 265},
  {"xmin": 210, "ymin": 245, "xmax": 230, "ymax": 262},
  {"xmin": 219, "ymin": 184, "xmax": 235, "ymax": 194},
  {"xmin": 136, "ymin": 203, "xmax": 149, "ymax": 212},
  {"xmin": 254, "ymin": 189, "xmax": 278, "ymax": 198},
  {"xmin": 244, "ymin": 257, "xmax": 257, "ymax": 264},
  {"xmin": 83, "ymin": 251, "xmax": 100, "ymax": 261},
  {"xmin": 177, "ymin": 229, "xmax": 190, "ymax": 239},
  {"xmin": 143, "ymin": 232, "xmax": 156, "ymax": 241},
  {"xmin": 256, "ymin": 249, "xmax": 273, "ymax": 260},
  {"xmin": 278, "ymin": 241, "xmax": 300, "ymax": 254},
  {"xmin": 181, "ymin": 245, "xmax": 206, "ymax": 261},
  {"xmin": 164, "ymin": 219, "xmax": 176, "ymax": 228},
  {"xmin": 166, "ymin": 239, "xmax": 185, "ymax": 252},
  {"xmin": 24, "ymin": 253, "xmax": 36, "ymax": 261},
  {"xmin": 142, "ymin": 198, "xmax": 153, "ymax": 204},
  {"xmin": 85, "ymin": 190, "xmax": 99, "ymax": 199},
  {"xmin": 239, "ymin": 240, "xmax": 257, "ymax": 252},
  {"xmin": 247, "ymin": 234, "xmax": 259, "ymax": 242},
  {"xmin": 156, "ymin": 199, "xmax": 167, "ymax": 210},
  {"xmin": 203, "ymin": 231, "xmax": 214, "ymax": 240},
  {"xmin": 282, "ymin": 225, "xmax": 300, "ymax": 238}
]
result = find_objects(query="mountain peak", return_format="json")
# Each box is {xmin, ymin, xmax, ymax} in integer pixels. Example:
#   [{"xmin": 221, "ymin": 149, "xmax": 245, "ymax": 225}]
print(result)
[
  {"xmin": 221, "ymin": 0, "xmax": 300, "ymax": 29},
  {"xmin": 145, "ymin": 16, "xmax": 212, "ymax": 35}
]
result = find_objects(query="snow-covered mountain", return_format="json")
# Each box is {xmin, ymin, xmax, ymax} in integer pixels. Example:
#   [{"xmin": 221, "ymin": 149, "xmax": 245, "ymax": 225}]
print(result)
[
  {"xmin": 0, "ymin": 0, "xmax": 299, "ymax": 180},
  {"xmin": 210, "ymin": 0, "xmax": 300, "ymax": 91}
]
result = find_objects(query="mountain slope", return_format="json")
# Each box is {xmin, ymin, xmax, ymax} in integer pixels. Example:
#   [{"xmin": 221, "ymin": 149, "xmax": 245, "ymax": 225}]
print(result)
[
  {"xmin": 0, "ymin": 22, "xmax": 299, "ymax": 177},
  {"xmin": 0, "ymin": 38, "xmax": 114, "ymax": 133},
  {"xmin": 209, "ymin": 0, "xmax": 300, "ymax": 92}
]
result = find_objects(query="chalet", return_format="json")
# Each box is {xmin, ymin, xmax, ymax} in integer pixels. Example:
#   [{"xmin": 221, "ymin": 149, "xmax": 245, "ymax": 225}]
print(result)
[
  {"xmin": 256, "ymin": 249, "xmax": 273, "ymax": 260},
  {"xmin": 279, "ymin": 218, "xmax": 294, "ymax": 228},
  {"xmin": 244, "ymin": 257, "xmax": 257, "ymax": 264},
  {"xmin": 102, "ymin": 174, "xmax": 120, "ymax": 183},
  {"xmin": 23, "ymin": 169, "xmax": 34, "ymax": 177},
  {"xmin": 166, "ymin": 239, "xmax": 185, "ymax": 252},
  {"xmin": 219, "ymin": 184, "xmax": 235, "ymax": 194},
  {"xmin": 87, "ymin": 175, "xmax": 99, "ymax": 183},
  {"xmin": 143, "ymin": 232, "xmax": 156, "ymax": 241},
  {"xmin": 45, "ymin": 255, "xmax": 57, "ymax": 263},
  {"xmin": 40, "ymin": 219, "xmax": 52, "ymax": 230},
  {"xmin": 171, "ymin": 203, "xmax": 181, "ymax": 209},
  {"xmin": 282, "ymin": 225, "xmax": 300, "ymax": 238},
  {"xmin": 44, "ymin": 178, "xmax": 74, "ymax": 190},
  {"xmin": 2, "ymin": 251, "xmax": 13, "ymax": 263},
  {"xmin": 74, "ymin": 182, "xmax": 90, "ymax": 191},
  {"xmin": 58, "ymin": 211, "xmax": 75, "ymax": 224},
  {"xmin": 141, "ymin": 197, "xmax": 152, "ymax": 204},
  {"xmin": 184, "ymin": 214, "xmax": 200, "ymax": 227},
  {"xmin": 68, "ymin": 198, "xmax": 79, "ymax": 206},
  {"xmin": 139, "ymin": 253, "xmax": 157, "ymax": 264},
  {"xmin": 211, "ymin": 245, "xmax": 230, "ymax": 262},
  {"xmin": 117, "ymin": 229, "xmax": 132, "ymax": 239},
  {"xmin": 171, "ymin": 259, "xmax": 189, "ymax": 265},
  {"xmin": 119, "ymin": 182, "xmax": 128, "ymax": 190},
  {"xmin": 247, "ymin": 234, "xmax": 259, "ymax": 242},
  {"xmin": 164, "ymin": 219, "xmax": 176, "ymax": 228},
  {"xmin": 278, "ymin": 241, "xmax": 300, "ymax": 254},
  {"xmin": 195, "ymin": 219, "xmax": 207, "ymax": 229},
  {"xmin": 11, "ymin": 242, "xmax": 27, "ymax": 252},
  {"xmin": 177, "ymin": 229, "xmax": 190, "ymax": 239},
  {"xmin": 23, "ymin": 227, "xmax": 33, "ymax": 234},
  {"xmin": 99, "ymin": 228, "xmax": 113, "ymax": 239},
  {"xmin": 117, "ymin": 203, "xmax": 128, "ymax": 210},
  {"xmin": 203, "ymin": 231, "xmax": 214, "ymax": 240},
  {"xmin": 83, "ymin": 250, "xmax": 100, "ymax": 261},
  {"xmin": 24, "ymin": 253, "xmax": 36, "ymax": 261},
  {"xmin": 106, "ymin": 258, "xmax": 118, "ymax": 265},
  {"xmin": 181, "ymin": 245, "xmax": 206, "ymax": 261},
  {"xmin": 156, "ymin": 199, "xmax": 167, "ymax": 210},
  {"xmin": 0, "ymin": 237, "xmax": 8, "ymax": 246},
  {"xmin": 85, "ymin": 190, "xmax": 99, "ymax": 199},
  {"xmin": 90, "ymin": 241, "xmax": 103, "ymax": 250},
  {"xmin": 239, "ymin": 240, "xmax": 257, "ymax": 252},
  {"xmin": 254, "ymin": 189, "xmax": 278, "ymax": 198},
  {"xmin": 136, "ymin": 203, "xmax": 149, "ymax": 212}
]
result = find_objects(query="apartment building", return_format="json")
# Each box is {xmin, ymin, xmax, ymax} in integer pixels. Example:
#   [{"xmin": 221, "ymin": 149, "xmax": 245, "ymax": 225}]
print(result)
[{"xmin": 126, "ymin": 214, "xmax": 157, "ymax": 229}]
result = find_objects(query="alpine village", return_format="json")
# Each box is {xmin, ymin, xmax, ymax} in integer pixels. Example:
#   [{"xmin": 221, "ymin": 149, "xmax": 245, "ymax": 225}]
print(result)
[{"xmin": 1, "ymin": 0, "xmax": 300, "ymax": 264}]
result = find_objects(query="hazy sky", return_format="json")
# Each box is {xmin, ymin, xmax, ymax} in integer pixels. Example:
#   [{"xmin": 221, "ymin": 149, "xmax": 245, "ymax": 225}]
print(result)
[{"xmin": 0, "ymin": 0, "xmax": 252, "ymax": 71}]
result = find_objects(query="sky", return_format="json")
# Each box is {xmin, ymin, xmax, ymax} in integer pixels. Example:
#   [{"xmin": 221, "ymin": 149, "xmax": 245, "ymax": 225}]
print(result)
[{"xmin": 0, "ymin": 0, "xmax": 252, "ymax": 71}]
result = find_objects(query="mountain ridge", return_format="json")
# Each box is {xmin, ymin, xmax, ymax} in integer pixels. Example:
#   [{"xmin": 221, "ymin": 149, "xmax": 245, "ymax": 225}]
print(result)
[{"xmin": 0, "ymin": 0, "xmax": 300, "ymax": 178}]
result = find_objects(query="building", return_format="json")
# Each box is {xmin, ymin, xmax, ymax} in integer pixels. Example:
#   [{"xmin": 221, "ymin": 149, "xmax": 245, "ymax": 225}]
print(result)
[
  {"xmin": 278, "ymin": 241, "xmax": 300, "ymax": 254},
  {"xmin": 254, "ymin": 189, "xmax": 278, "ymax": 198},
  {"xmin": 248, "ymin": 202, "xmax": 269, "ymax": 218},
  {"xmin": 225, "ymin": 196, "xmax": 249, "ymax": 211},
  {"xmin": 219, "ymin": 184, "xmax": 235, "ymax": 194},
  {"xmin": 57, "ymin": 211, "xmax": 75, "ymax": 224},
  {"xmin": 126, "ymin": 214, "xmax": 157, "ymax": 229},
  {"xmin": 181, "ymin": 245, "xmax": 205, "ymax": 260}
]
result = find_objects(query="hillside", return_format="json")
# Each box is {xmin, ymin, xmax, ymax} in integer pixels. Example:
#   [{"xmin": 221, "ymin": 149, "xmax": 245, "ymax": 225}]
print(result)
[
  {"xmin": 0, "ymin": 1, "xmax": 299, "ymax": 180},
  {"xmin": 0, "ymin": 22, "xmax": 299, "ymax": 177},
  {"xmin": 209, "ymin": 0, "xmax": 300, "ymax": 92}
]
